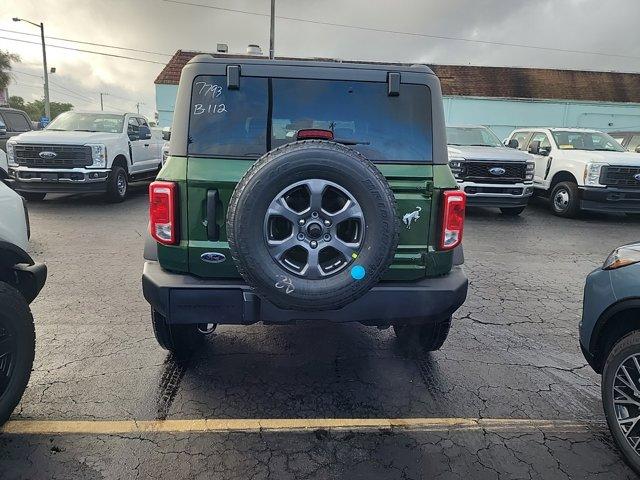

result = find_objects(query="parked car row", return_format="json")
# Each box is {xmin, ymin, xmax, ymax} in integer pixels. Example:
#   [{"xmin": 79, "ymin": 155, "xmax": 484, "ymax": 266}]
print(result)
[
  {"xmin": 2, "ymin": 110, "xmax": 165, "ymax": 202},
  {"xmin": 447, "ymin": 125, "xmax": 640, "ymax": 217}
]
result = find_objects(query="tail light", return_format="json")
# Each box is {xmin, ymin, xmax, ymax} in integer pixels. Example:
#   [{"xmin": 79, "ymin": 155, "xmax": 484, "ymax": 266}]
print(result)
[
  {"xmin": 149, "ymin": 181, "xmax": 178, "ymax": 245},
  {"xmin": 439, "ymin": 190, "xmax": 466, "ymax": 250}
]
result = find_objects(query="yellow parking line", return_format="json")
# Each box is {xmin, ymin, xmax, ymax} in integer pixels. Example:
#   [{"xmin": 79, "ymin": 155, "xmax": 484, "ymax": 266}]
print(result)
[{"xmin": 0, "ymin": 418, "xmax": 596, "ymax": 435}]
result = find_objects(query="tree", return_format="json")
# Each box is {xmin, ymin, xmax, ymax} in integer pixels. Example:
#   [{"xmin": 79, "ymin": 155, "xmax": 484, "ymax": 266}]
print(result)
[
  {"xmin": 7, "ymin": 96, "xmax": 73, "ymax": 120},
  {"xmin": 8, "ymin": 95, "xmax": 25, "ymax": 111},
  {"xmin": 0, "ymin": 51, "xmax": 20, "ymax": 91}
]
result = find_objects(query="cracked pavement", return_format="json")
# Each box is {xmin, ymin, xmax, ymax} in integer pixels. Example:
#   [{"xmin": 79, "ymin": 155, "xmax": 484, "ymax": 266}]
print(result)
[{"xmin": 1, "ymin": 188, "xmax": 639, "ymax": 479}]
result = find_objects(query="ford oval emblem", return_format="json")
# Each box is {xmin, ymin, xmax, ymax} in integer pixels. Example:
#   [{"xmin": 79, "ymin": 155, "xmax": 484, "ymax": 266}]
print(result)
[
  {"xmin": 635, "ymin": 173, "xmax": 640, "ymax": 182},
  {"xmin": 201, "ymin": 252, "xmax": 226, "ymax": 264},
  {"xmin": 489, "ymin": 167, "xmax": 506, "ymax": 176},
  {"xmin": 38, "ymin": 151, "xmax": 57, "ymax": 159}
]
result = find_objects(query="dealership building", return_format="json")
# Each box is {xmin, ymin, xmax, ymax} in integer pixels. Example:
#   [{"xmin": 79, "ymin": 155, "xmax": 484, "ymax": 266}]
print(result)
[{"xmin": 155, "ymin": 50, "xmax": 640, "ymax": 139}]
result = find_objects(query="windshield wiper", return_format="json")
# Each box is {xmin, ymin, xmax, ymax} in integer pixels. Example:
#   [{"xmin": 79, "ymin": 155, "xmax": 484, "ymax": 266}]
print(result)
[
  {"xmin": 73, "ymin": 129, "xmax": 99, "ymax": 132},
  {"xmin": 594, "ymin": 148, "xmax": 619, "ymax": 152},
  {"xmin": 46, "ymin": 128, "xmax": 65, "ymax": 131}
]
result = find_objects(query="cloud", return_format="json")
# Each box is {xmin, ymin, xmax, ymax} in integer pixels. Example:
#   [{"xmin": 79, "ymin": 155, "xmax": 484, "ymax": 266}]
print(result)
[{"xmin": 2, "ymin": 0, "xmax": 639, "ymax": 119}]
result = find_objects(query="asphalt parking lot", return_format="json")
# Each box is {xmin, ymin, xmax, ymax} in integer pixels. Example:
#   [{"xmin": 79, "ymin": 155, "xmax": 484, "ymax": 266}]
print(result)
[{"xmin": 0, "ymin": 186, "xmax": 639, "ymax": 479}]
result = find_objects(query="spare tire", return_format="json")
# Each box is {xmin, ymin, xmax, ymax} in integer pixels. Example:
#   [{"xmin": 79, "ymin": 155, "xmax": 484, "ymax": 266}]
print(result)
[{"xmin": 227, "ymin": 140, "xmax": 399, "ymax": 311}]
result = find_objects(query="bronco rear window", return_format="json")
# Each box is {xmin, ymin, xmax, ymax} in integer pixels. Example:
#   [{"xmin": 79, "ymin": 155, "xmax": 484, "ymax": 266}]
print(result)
[{"xmin": 188, "ymin": 75, "xmax": 433, "ymax": 162}]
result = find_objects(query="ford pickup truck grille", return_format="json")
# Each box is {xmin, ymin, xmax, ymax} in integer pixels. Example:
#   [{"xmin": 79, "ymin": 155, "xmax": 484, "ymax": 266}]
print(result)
[
  {"xmin": 600, "ymin": 166, "xmax": 640, "ymax": 189},
  {"xmin": 14, "ymin": 144, "xmax": 93, "ymax": 168},
  {"xmin": 461, "ymin": 162, "xmax": 527, "ymax": 184}
]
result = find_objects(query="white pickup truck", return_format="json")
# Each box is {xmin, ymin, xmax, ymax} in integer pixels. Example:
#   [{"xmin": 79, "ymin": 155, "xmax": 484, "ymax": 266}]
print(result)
[
  {"xmin": 506, "ymin": 128, "xmax": 640, "ymax": 217},
  {"xmin": 6, "ymin": 111, "xmax": 164, "ymax": 202}
]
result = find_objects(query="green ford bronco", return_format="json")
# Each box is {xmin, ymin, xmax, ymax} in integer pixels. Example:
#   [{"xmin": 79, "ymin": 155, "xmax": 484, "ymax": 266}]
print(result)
[{"xmin": 142, "ymin": 56, "xmax": 468, "ymax": 354}]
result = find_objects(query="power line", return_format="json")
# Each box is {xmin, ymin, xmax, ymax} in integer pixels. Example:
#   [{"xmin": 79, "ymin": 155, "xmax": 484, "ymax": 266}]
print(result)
[
  {"xmin": 0, "ymin": 28, "xmax": 172, "ymax": 57},
  {"xmin": 0, "ymin": 36, "xmax": 166, "ymax": 64},
  {"xmin": 157, "ymin": 0, "xmax": 640, "ymax": 61},
  {"xmin": 13, "ymin": 70, "xmax": 96, "ymax": 103}
]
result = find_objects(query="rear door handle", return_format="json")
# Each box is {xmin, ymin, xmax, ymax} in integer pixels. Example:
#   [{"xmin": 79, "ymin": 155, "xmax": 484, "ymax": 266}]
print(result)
[
  {"xmin": 206, "ymin": 190, "xmax": 220, "ymax": 241},
  {"xmin": 144, "ymin": 143, "xmax": 150, "ymax": 147}
]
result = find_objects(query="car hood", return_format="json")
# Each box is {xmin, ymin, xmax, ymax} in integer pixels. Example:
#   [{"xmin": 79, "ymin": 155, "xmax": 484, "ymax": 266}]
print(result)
[
  {"xmin": 448, "ymin": 145, "xmax": 532, "ymax": 162},
  {"xmin": 9, "ymin": 130, "xmax": 120, "ymax": 145},
  {"xmin": 557, "ymin": 149, "xmax": 640, "ymax": 165}
]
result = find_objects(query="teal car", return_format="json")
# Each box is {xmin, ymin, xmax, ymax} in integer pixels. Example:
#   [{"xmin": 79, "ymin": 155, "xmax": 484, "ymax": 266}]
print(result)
[{"xmin": 580, "ymin": 242, "xmax": 640, "ymax": 474}]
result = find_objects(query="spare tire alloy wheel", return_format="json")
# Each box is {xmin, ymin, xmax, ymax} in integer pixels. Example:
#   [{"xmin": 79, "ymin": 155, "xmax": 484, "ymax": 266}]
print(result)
[
  {"xmin": 227, "ymin": 140, "xmax": 400, "ymax": 311},
  {"xmin": 265, "ymin": 179, "xmax": 364, "ymax": 279}
]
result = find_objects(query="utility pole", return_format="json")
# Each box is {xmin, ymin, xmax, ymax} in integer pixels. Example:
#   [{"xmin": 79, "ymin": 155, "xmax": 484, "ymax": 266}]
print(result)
[
  {"xmin": 99, "ymin": 93, "xmax": 109, "ymax": 111},
  {"xmin": 13, "ymin": 18, "xmax": 50, "ymax": 120},
  {"xmin": 135, "ymin": 102, "xmax": 145, "ymax": 114},
  {"xmin": 269, "ymin": 0, "xmax": 275, "ymax": 59}
]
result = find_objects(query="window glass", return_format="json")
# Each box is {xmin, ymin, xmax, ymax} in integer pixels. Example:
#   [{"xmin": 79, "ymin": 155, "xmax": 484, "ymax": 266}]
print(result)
[
  {"xmin": 137, "ymin": 118, "xmax": 149, "ymax": 128},
  {"xmin": 530, "ymin": 132, "xmax": 551, "ymax": 150},
  {"xmin": 612, "ymin": 136, "xmax": 626, "ymax": 146},
  {"xmin": 551, "ymin": 130, "xmax": 624, "ymax": 152},
  {"xmin": 47, "ymin": 112, "xmax": 124, "ymax": 133},
  {"xmin": 511, "ymin": 131, "xmax": 531, "ymax": 151},
  {"xmin": 3, "ymin": 112, "xmax": 31, "ymax": 132},
  {"xmin": 447, "ymin": 126, "xmax": 502, "ymax": 147},
  {"xmin": 188, "ymin": 76, "xmax": 433, "ymax": 162},
  {"xmin": 0, "ymin": 117, "xmax": 6, "ymax": 129},
  {"xmin": 272, "ymin": 79, "xmax": 432, "ymax": 161},
  {"xmin": 188, "ymin": 76, "xmax": 269, "ymax": 157},
  {"xmin": 627, "ymin": 135, "xmax": 640, "ymax": 152}
]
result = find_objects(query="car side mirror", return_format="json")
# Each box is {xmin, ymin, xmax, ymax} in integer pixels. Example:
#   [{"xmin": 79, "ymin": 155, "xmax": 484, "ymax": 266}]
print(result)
[
  {"xmin": 162, "ymin": 127, "xmax": 171, "ymax": 141},
  {"xmin": 528, "ymin": 140, "xmax": 540, "ymax": 155},
  {"xmin": 0, "ymin": 125, "xmax": 7, "ymax": 137},
  {"xmin": 507, "ymin": 138, "xmax": 519, "ymax": 149},
  {"xmin": 539, "ymin": 147, "xmax": 550, "ymax": 157},
  {"xmin": 635, "ymin": 145, "xmax": 640, "ymax": 154},
  {"xmin": 139, "ymin": 125, "xmax": 152, "ymax": 141},
  {"xmin": 128, "ymin": 124, "xmax": 140, "ymax": 141}
]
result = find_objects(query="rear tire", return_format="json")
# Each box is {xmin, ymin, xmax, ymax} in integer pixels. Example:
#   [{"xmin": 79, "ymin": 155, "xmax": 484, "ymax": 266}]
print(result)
[
  {"xmin": 151, "ymin": 309, "xmax": 204, "ymax": 356},
  {"xmin": 21, "ymin": 192, "xmax": 46, "ymax": 202},
  {"xmin": 500, "ymin": 206, "xmax": 526, "ymax": 216},
  {"xmin": 550, "ymin": 181, "xmax": 580, "ymax": 218},
  {"xmin": 0, "ymin": 282, "xmax": 36, "ymax": 425},
  {"xmin": 394, "ymin": 317, "xmax": 452, "ymax": 353},
  {"xmin": 105, "ymin": 165, "xmax": 128, "ymax": 203}
]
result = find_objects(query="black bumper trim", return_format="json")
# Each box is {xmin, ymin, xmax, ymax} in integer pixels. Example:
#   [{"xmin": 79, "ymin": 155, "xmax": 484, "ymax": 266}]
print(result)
[
  {"xmin": 142, "ymin": 261, "xmax": 468, "ymax": 326},
  {"xmin": 13, "ymin": 262, "xmax": 47, "ymax": 304},
  {"xmin": 466, "ymin": 196, "xmax": 531, "ymax": 208},
  {"xmin": 580, "ymin": 186, "xmax": 640, "ymax": 213},
  {"xmin": 12, "ymin": 180, "xmax": 107, "ymax": 194}
]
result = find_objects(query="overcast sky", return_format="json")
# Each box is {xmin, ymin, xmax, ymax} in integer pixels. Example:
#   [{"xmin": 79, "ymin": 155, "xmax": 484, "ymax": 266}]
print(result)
[{"xmin": 1, "ymin": 0, "xmax": 639, "ymax": 120}]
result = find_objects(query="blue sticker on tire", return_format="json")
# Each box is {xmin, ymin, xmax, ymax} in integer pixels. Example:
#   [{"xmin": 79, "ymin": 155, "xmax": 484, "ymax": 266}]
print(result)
[{"xmin": 351, "ymin": 265, "xmax": 365, "ymax": 280}]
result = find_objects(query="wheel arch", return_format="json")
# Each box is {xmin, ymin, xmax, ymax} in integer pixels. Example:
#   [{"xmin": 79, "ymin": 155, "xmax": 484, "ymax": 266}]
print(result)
[
  {"xmin": 590, "ymin": 298, "xmax": 640, "ymax": 373},
  {"xmin": 550, "ymin": 170, "xmax": 578, "ymax": 189},
  {"xmin": 112, "ymin": 154, "xmax": 129, "ymax": 172}
]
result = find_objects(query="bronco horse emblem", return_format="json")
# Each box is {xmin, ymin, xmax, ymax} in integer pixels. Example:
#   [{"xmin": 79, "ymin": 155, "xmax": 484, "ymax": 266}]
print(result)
[{"xmin": 402, "ymin": 206, "xmax": 422, "ymax": 229}]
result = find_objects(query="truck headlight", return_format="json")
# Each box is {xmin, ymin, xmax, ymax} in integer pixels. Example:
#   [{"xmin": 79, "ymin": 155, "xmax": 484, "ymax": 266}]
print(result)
[
  {"xmin": 448, "ymin": 157, "xmax": 465, "ymax": 180},
  {"xmin": 525, "ymin": 162, "xmax": 535, "ymax": 181},
  {"xmin": 603, "ymin": 244, "xmax": 640, "ymax": 270},
  {"xmin": 6, "ymin": 141, "xmax": 17, "ymax": 166},
  {"xmin": 583, "ymin": 162, "xmax": 607, "ymax": 187},
  {"xmin": 86, "ymin": 144, "xmax": 107, "ymax": 168}
]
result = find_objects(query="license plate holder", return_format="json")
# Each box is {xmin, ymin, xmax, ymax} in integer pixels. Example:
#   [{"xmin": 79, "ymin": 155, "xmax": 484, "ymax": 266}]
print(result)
[{"xmin": 40, "ymin": 173, "xmax": 58, "ymax": 182}]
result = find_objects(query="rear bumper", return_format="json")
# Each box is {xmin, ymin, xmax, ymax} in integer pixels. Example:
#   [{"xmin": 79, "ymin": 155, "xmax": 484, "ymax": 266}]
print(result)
[
  {"xmin": 142, "ymin": 261, "xmax": 469, "ymax": 326},
  {"xmin": 580, "ymin": 186, "xmax": 640, "ymax": 213}
]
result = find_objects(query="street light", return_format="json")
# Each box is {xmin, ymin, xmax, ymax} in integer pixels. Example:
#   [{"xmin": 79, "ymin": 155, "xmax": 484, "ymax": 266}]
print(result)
[{"xmin": 12, "ymin": 17, "xmax": 51, "ymax": 120}]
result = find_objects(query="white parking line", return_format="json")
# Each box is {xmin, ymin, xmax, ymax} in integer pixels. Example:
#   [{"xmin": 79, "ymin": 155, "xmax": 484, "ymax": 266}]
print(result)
[{"xmin": 0, "ymin": 418, "xmax": 601, "ymax": 435}]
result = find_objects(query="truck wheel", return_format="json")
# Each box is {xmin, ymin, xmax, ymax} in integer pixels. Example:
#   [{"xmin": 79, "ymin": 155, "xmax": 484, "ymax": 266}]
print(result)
[
  {"xmin": 393, "ymin": 317, "xmax": 452, "ymax": 353},
  {"xmin": 21, "ymin": 192, "xmax": 46, "ymax": 202},
  {"xmin": 0, "ymin": 282, "xmax": 36, "ymax": 425},
  {"xmin": 500, "ymin": 206, "xmax": 526, "ymax": 216},
  {"xmin": 151, "ymin": 309, "xmax": 204, "ymax": 356},
  {"xmin": 227, "ymin": 140, "xmax": 400, "ymax": 311},
  {"xmin": 601, "ymin": 331, "xmax": 640, "ymax": 476},
  {"xmin": 105, "ymin": 166, "xmax": 128, "ymax": 203},
  {"xmin": 550, "ymin": 181, "xmax": 580, "ymax": 217}
]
